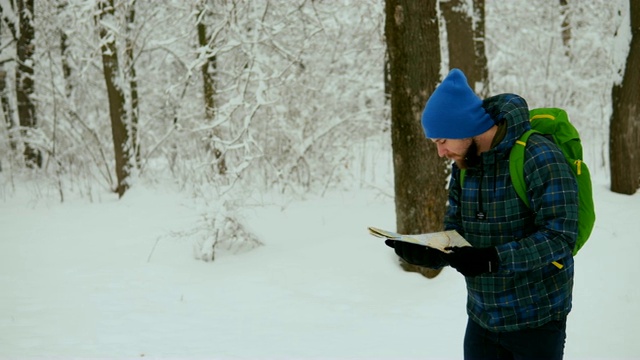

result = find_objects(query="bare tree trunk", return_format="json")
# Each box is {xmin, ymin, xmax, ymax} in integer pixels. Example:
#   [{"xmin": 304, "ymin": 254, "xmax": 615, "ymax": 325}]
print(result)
[
  {"xmin": 98, "ymin": 0, "xmax": 131, "ymax": 197},
  {"xmin": 472, "ymin": 0, "xmax": 489, "ymax": 97},
  {"xmin": 125, "ymin": 1, "xmax": 141, "ymax": 167},
  {"xmin": 0, "ymin": 67, "xmax": 14, "ymax": 143},
  {"xmin": 385, "ymin": 0, "xmax": 448, "ymax": 278},
  {"xmin": 441, "ymin": 0, "xmax": 490, "ymax": 97},
  {"xmin": 560, "ymin": 0, "xmax": 572, "ymax": 57},
  {"xmin": 0, "ymin": 6, "xmax": 16, "ymax": 153},
  {"xmin": 16, "ymin": 0, "xmax": 41, "ymax": 168},
  {"xmin": 197, "ymin": 3, "xmax": 226, "ymax": 175},
  {"xmin": 610, "ymin": 0, "xmax": 640, "ymax": 195},
  {"xmin": 441, "ymin": 1, "xmax": 473, "ymax": 73},
  {"xmin": 58, "ymin": 1, "xmax": 72, "ymax": 98}
]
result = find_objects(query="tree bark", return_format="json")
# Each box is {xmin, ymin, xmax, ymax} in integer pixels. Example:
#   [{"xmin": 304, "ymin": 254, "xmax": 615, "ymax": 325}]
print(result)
[
  {"xmin": 16, "ymin": 0, "xmax": 41, "ymax": 167},
  {"xmin": 385, "ymin": 0, "xmax": 448, "ymax": 278},
  {"xmin": 57, "ymin": 1, "xmax": 72, "ymax": 98},
  {"xmin": 125, "ymin": 1, "xmax": 140, "ymax": 167},
  {"xmin": 98, "ymin": 0, "xmax": 132, "ymax": 197},
  {"xmin": 0, "ymin": 67, "xmax": 14, "ymax": 144},
  {"xmin": 197, "ymin": 3, "xmax": 226, "ymax": 175},
  {"xmin": 610, "ymin": 0, "xmax": 640, "ymax": 195},
  {"xmin": 441, "ymin": 0, "xmax": 490, "ymax": 97},
  {"xmin": 0, "ymin": 5, "xmax": 16, "ymax": 152},
  {"xmin": 472, "ymin": 0, "xmax": 489, "ymax": 97},
  {"xmin": 560, "ymin": 0, "xmax": 572, "ymax": 57}
]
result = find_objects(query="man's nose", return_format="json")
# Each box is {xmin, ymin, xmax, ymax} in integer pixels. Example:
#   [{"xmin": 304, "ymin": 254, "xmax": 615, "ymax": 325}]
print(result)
[{"xmin": 436, "ymin": 143, "xmax": 447, "ymax": 158}]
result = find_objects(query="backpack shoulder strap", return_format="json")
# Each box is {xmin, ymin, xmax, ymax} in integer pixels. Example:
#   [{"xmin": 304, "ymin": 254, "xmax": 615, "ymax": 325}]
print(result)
[{"xmin": 509, "ymin": 129, "xmax": 540, "ymax": 208}]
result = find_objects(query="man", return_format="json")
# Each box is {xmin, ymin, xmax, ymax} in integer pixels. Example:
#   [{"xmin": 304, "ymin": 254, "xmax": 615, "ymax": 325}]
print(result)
[{"xmin": 385, "ymin": 69, "xmax": 578, "ymax": 359}]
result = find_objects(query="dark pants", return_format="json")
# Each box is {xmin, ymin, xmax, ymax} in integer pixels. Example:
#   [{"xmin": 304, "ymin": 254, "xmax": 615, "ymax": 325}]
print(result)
[{"xmin": 463, "ymin": 317, "xmax": 566, "ymax": 360}]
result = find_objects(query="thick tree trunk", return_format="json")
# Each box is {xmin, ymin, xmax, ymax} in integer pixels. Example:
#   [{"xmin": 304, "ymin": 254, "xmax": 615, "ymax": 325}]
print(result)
[
  {"xmin": 98, "ymin": 0, "xmax": 132, "ymax": 197},
  {"xmin": 385, "ymin": 0, "xmax": 448, "ymax": 278},
  {"xmin": 16, "ymin": 0, "xmax": 41, "ymax": 168},
  {"xmin": 441, "ymin": 0, "xmax": 490, "ymax": 97},
  {"xmin": 610, "ymin": 0, "xmax": 640, "ymax": 195},
  {"xmin": 472, "ymin": 0, "xmax": 490, "ymax": 97}
]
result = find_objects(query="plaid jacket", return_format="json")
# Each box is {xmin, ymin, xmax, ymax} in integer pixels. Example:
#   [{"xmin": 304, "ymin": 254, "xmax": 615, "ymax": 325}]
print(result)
[{"xmin": 444, "ymin": 94, "xmax": 578, "ymax": 332}]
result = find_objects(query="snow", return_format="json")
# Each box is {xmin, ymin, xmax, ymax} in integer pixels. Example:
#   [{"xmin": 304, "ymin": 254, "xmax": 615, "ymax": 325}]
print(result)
[{"xmin": 1, "ymin": 175, "xmax": 639, "ymax": 359}]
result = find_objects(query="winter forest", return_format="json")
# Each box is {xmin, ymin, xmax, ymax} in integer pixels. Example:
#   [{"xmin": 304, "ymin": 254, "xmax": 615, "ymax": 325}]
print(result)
[
  {"xmin": 0, "ymin": 0, "xmax": 637, "ymax": 216},
  {"xmin": 1, "ymin": 0, "xmax": 640, "ymax": 358}
]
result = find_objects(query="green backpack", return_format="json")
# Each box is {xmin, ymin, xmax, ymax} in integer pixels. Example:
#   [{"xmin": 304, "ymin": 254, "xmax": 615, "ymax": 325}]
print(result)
[{"xmin": 461, "ymin": 108, "xmax": 595, "ymax": 256}]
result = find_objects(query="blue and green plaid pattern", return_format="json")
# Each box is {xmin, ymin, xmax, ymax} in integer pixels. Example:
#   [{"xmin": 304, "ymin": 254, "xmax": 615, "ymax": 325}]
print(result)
[{"xmin": 444, "ymin": 94, "xmax": 578, "ymax": 331}]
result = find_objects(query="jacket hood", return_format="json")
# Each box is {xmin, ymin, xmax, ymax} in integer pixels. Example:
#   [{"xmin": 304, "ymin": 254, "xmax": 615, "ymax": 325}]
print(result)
[{"xmin": 480, "ymin": 94, "xmax": 531, "ymax": 163}]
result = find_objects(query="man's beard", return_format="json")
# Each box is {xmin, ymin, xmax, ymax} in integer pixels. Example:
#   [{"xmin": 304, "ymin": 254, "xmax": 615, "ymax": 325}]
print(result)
[{"xmin": 456, "ymin": 139, "xmax": 480, "ymax": 170}]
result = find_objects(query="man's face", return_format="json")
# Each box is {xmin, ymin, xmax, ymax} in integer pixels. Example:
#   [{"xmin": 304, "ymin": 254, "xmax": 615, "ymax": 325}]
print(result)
[{"xmin": 431, "ymin": 138, "xmax": 479, "ymax": 169}]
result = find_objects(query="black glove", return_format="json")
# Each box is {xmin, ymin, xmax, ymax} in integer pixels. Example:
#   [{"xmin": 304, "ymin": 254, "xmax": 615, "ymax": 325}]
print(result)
[
  {"xmin": 444, "ymin": 246, "xmax": 499, "ymax": 277},
  {"xmin": 385, "ymin": 240, "xmax": 446, "ymax": 269}
]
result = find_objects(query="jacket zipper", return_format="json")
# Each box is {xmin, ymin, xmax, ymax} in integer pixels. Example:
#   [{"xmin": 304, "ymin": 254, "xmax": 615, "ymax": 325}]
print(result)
[{"xmin": 476, "ymin": 157, "xmax": 486, "ymax": 221}]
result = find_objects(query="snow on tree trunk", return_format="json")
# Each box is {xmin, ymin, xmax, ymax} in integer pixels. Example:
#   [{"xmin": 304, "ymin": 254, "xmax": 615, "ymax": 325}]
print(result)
[
  {"xmin": 196, "ymin": 3, "xmax": 226, "ymax": 176},
  {"xmin": 98, "ymin": 0, "xmax": 133, "ymax": 198},
  {"xmin": 16, "ymin": 0, "xmax": 41, "ymax": 168}
]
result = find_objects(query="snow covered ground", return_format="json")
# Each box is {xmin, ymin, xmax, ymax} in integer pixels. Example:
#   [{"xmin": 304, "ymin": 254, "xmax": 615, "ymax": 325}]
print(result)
[{"xmin": 1, "ymin": 175, "xmax": 639, "ymax": 359}]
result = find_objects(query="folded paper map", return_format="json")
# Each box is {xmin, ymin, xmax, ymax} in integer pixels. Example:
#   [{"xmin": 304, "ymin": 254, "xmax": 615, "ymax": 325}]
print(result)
[{"xmin": 368, "ymin": 226, "xmax": 471, "ymax": 253}]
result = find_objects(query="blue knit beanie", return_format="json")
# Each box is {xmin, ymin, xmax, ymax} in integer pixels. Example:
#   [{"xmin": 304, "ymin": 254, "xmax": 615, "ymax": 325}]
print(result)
[{"xmin": 421, "ymin": 69, "xmax": 493, "ymax": 139}]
